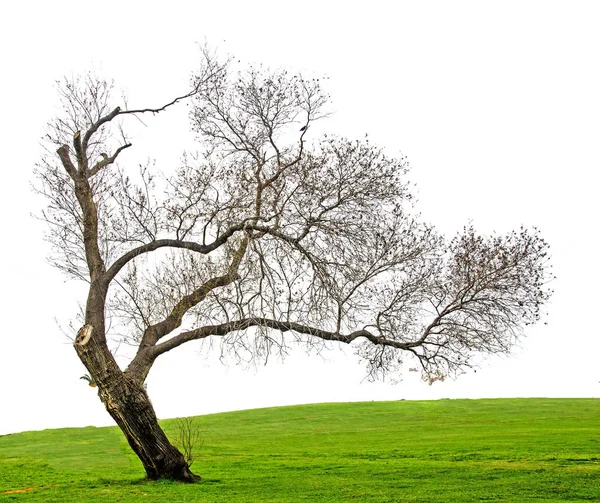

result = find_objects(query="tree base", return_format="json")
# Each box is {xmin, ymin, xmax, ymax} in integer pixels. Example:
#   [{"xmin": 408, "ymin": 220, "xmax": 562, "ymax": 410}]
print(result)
[{"xmin": 152, "ymin": 465, "xmax": 201, "ymax": 483}]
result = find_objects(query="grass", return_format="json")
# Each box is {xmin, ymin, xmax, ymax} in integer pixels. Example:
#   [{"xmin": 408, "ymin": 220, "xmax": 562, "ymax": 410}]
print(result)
[{"xmin": 0, "ymin": 398, "xmax": 598, "ymax": 502}]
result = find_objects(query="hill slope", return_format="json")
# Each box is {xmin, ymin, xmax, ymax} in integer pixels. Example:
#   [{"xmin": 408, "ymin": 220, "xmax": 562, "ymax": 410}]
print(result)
[{"xmin": 0, "ymin": 399, "xmax": 598, "ymax": 502}]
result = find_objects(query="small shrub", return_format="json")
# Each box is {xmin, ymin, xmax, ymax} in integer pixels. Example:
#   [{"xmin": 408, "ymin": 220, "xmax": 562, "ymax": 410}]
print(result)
[{"xmin": 172, "ymin": 417, "xmax": 203, "ymax": 468}]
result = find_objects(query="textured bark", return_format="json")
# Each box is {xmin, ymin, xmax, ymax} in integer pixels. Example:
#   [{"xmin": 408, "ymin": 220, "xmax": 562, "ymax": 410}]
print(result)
[
  {"xmin": 103, "ymin": 376, "xmax": 199, "ymax": 482},
  {"xmin": 57, "ymin": 127, "xmax": 200, "ymax": 482},
  {"xmin": 74, "ymin": 328, "xmax": 199, "ymax": 482}
]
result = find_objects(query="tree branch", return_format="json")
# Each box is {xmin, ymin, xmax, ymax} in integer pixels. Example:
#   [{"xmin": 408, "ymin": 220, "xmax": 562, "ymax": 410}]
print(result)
[
  {"xmin": 150, "ymin": 316, "xmax": 417, "ymax": 359},
  {"xmin": 82, "ymin": 106, "xmax": 122, "ymax": 154},
  {"xmin": 104, "ymin": 225, "xmax": 246, "ymax": 286},
  {"xmin": 119, "ymin": 88, "xmax": 202, "ymax": 116},
  {"xmin": 56, "ymin": 145, "xmax": 78, "ymax": 179},
  {"xmin": 88, "ymin": 142, "xmax": 132, "ymax": 177},
  {"xmin": 126, "ymin": 237, "xmax": 250, "ymax": 380},
  {"xmin": 73, "ymin": 130, "xmax": 84, "ymax": 168},
  {"xmin": 145, "ymin": 237, "xmax": 248, "ymax": 345}
]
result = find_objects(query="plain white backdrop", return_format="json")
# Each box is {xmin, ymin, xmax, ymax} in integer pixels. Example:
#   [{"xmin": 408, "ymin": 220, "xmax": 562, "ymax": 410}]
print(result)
[{"xmin": 1, "ymin": 1, "xmax": 599, "ymax": 435}]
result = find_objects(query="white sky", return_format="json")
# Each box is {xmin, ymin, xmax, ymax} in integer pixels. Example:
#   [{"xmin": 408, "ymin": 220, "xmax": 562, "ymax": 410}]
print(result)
[{"xmin": 1, "ymin": 1, "xmax": 599, "ymax": 436}]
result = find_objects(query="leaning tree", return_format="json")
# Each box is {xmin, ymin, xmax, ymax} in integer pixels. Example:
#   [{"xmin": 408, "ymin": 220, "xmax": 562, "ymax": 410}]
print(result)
[{"xmin": 35, "ymin": 50, "xmax": 551, "ymax": 482}]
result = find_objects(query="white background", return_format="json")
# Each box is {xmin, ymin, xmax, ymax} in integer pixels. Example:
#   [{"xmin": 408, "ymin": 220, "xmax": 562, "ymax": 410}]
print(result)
[{"xmin": 1, "ymin": 1, "xmax": 599, "ymax": 435}]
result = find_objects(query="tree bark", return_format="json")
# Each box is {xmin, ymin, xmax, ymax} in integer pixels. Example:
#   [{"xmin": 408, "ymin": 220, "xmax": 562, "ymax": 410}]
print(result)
[
  {"xmin": 74, "ymin": 324, "xmax": 199, "ymax": 482},
  {"xmin": 103, "ymin": 375, "xmax": 199, "ymax": 482}
]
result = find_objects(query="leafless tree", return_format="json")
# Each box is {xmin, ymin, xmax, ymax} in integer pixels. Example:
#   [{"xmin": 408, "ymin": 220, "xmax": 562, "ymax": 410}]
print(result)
[{"xmin": 35, "ymin": 48, "xmax": 552, "ymax": 482}]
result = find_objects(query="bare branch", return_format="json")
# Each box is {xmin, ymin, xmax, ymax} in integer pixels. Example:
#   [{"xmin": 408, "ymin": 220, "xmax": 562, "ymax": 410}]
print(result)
[
  {"xmin": 119, "ymin": 90, "xmax": 200, "ymax": 116},
  {"xmin": 150, "ymin": 317, "xmax": 415, "ymax": 359},
  {"xmin": 88, "ymin": 143, "xmax": 132, "ymax": 177},
  {"xmin": 56, "ymin": 145, "xmax": 78, "ymax": 179},
  {"xmin": 81, "ymin": 106, "xmax": 122, "ymax": 155},
  {"xmin": 104, "ymin": 225, "xmax": 245, "ymax": 286}
]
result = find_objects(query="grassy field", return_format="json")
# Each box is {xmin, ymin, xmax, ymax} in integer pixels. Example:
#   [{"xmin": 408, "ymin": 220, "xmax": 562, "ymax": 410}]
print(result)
[{"xmin": 0, "ymin": 398, "xmax": 598, "ymax": 502}]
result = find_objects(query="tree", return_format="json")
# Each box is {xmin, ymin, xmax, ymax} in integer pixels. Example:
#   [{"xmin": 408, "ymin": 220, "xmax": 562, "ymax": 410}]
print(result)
[{"xmin": 35, "ymin": 49, "xmax": 551, "ymax": 482}]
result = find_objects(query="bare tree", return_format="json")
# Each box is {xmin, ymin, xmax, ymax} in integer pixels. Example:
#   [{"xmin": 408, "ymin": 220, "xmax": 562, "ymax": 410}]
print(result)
[{"xmin": 35, "ymin": 49, "xmax": 552, "ymax": 482}]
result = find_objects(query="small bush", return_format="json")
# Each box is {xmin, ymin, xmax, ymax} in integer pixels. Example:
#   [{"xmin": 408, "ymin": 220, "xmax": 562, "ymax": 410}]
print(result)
[{"xmin": 173, "ymin": 417, "xmax": 203, "ymax": 467}]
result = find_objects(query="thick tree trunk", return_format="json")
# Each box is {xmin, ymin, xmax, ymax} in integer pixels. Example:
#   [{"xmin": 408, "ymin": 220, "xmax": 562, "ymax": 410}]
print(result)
[
  {"xmin": 102, "ymin": 374, "xmax": 200, "ymax": 482},
  {"xmin": 61, "ymin": 135, "xmax": 200, "ymax": 482},
  {"xmin": 74, "ymin": 323, "xmax": 199, "ymax": 483}
]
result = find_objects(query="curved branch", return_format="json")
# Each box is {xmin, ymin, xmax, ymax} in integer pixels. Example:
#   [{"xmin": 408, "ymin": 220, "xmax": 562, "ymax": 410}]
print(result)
[
  {"xmin": 103, "ymin": 221, "xmax": 313, "ymax": 288},
  {"xmin": 126, "ymin": 237, "xmax": 250, "ymax": 380},
  {"xmin": 88, "ymin": 143, "xmax": 132, "ymax": 177},
  {"xmin": 104, "ymin": 225, "xmax": 245, "ymax": 285},
  {"xmin": 144, "ymin": 237, "xmax": 248, "ymax": 346},
  {"xmin": 82, "ymin": 106, "xmax": 122, "ymax": 153},
  {"xmin": 151, "ymin": 317, "xmax": 416, "ymax": 360}
]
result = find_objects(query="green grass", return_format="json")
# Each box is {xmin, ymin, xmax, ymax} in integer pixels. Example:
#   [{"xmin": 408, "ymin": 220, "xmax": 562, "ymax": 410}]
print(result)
[{"xmin": 0, "ymin": 399, "xmax": 598, "ymax": 502}]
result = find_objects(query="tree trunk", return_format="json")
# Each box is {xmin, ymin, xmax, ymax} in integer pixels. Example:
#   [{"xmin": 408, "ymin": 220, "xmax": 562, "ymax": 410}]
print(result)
[
  {"xmin": 74, "ymin": 324, "xmax": 199, "ymax": 482},
  {"xmin": 103, "ymin": 375, "xmax": 200, "ymax": 483},
  {"xmin": 63, "ymin": 140, "xmax": 200, "ymax": 482}
]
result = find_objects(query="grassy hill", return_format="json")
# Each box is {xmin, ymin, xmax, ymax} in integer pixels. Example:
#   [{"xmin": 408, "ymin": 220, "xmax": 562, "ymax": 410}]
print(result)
[{"xmin": 0, "ymin": 399, "xmax": 598, "ymax": 502}]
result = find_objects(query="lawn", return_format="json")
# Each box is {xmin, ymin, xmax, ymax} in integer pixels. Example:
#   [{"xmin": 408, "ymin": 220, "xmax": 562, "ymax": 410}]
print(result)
[{"xmin": 0, "ymin": 399, "xmax": 598, "ymax": 502}]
